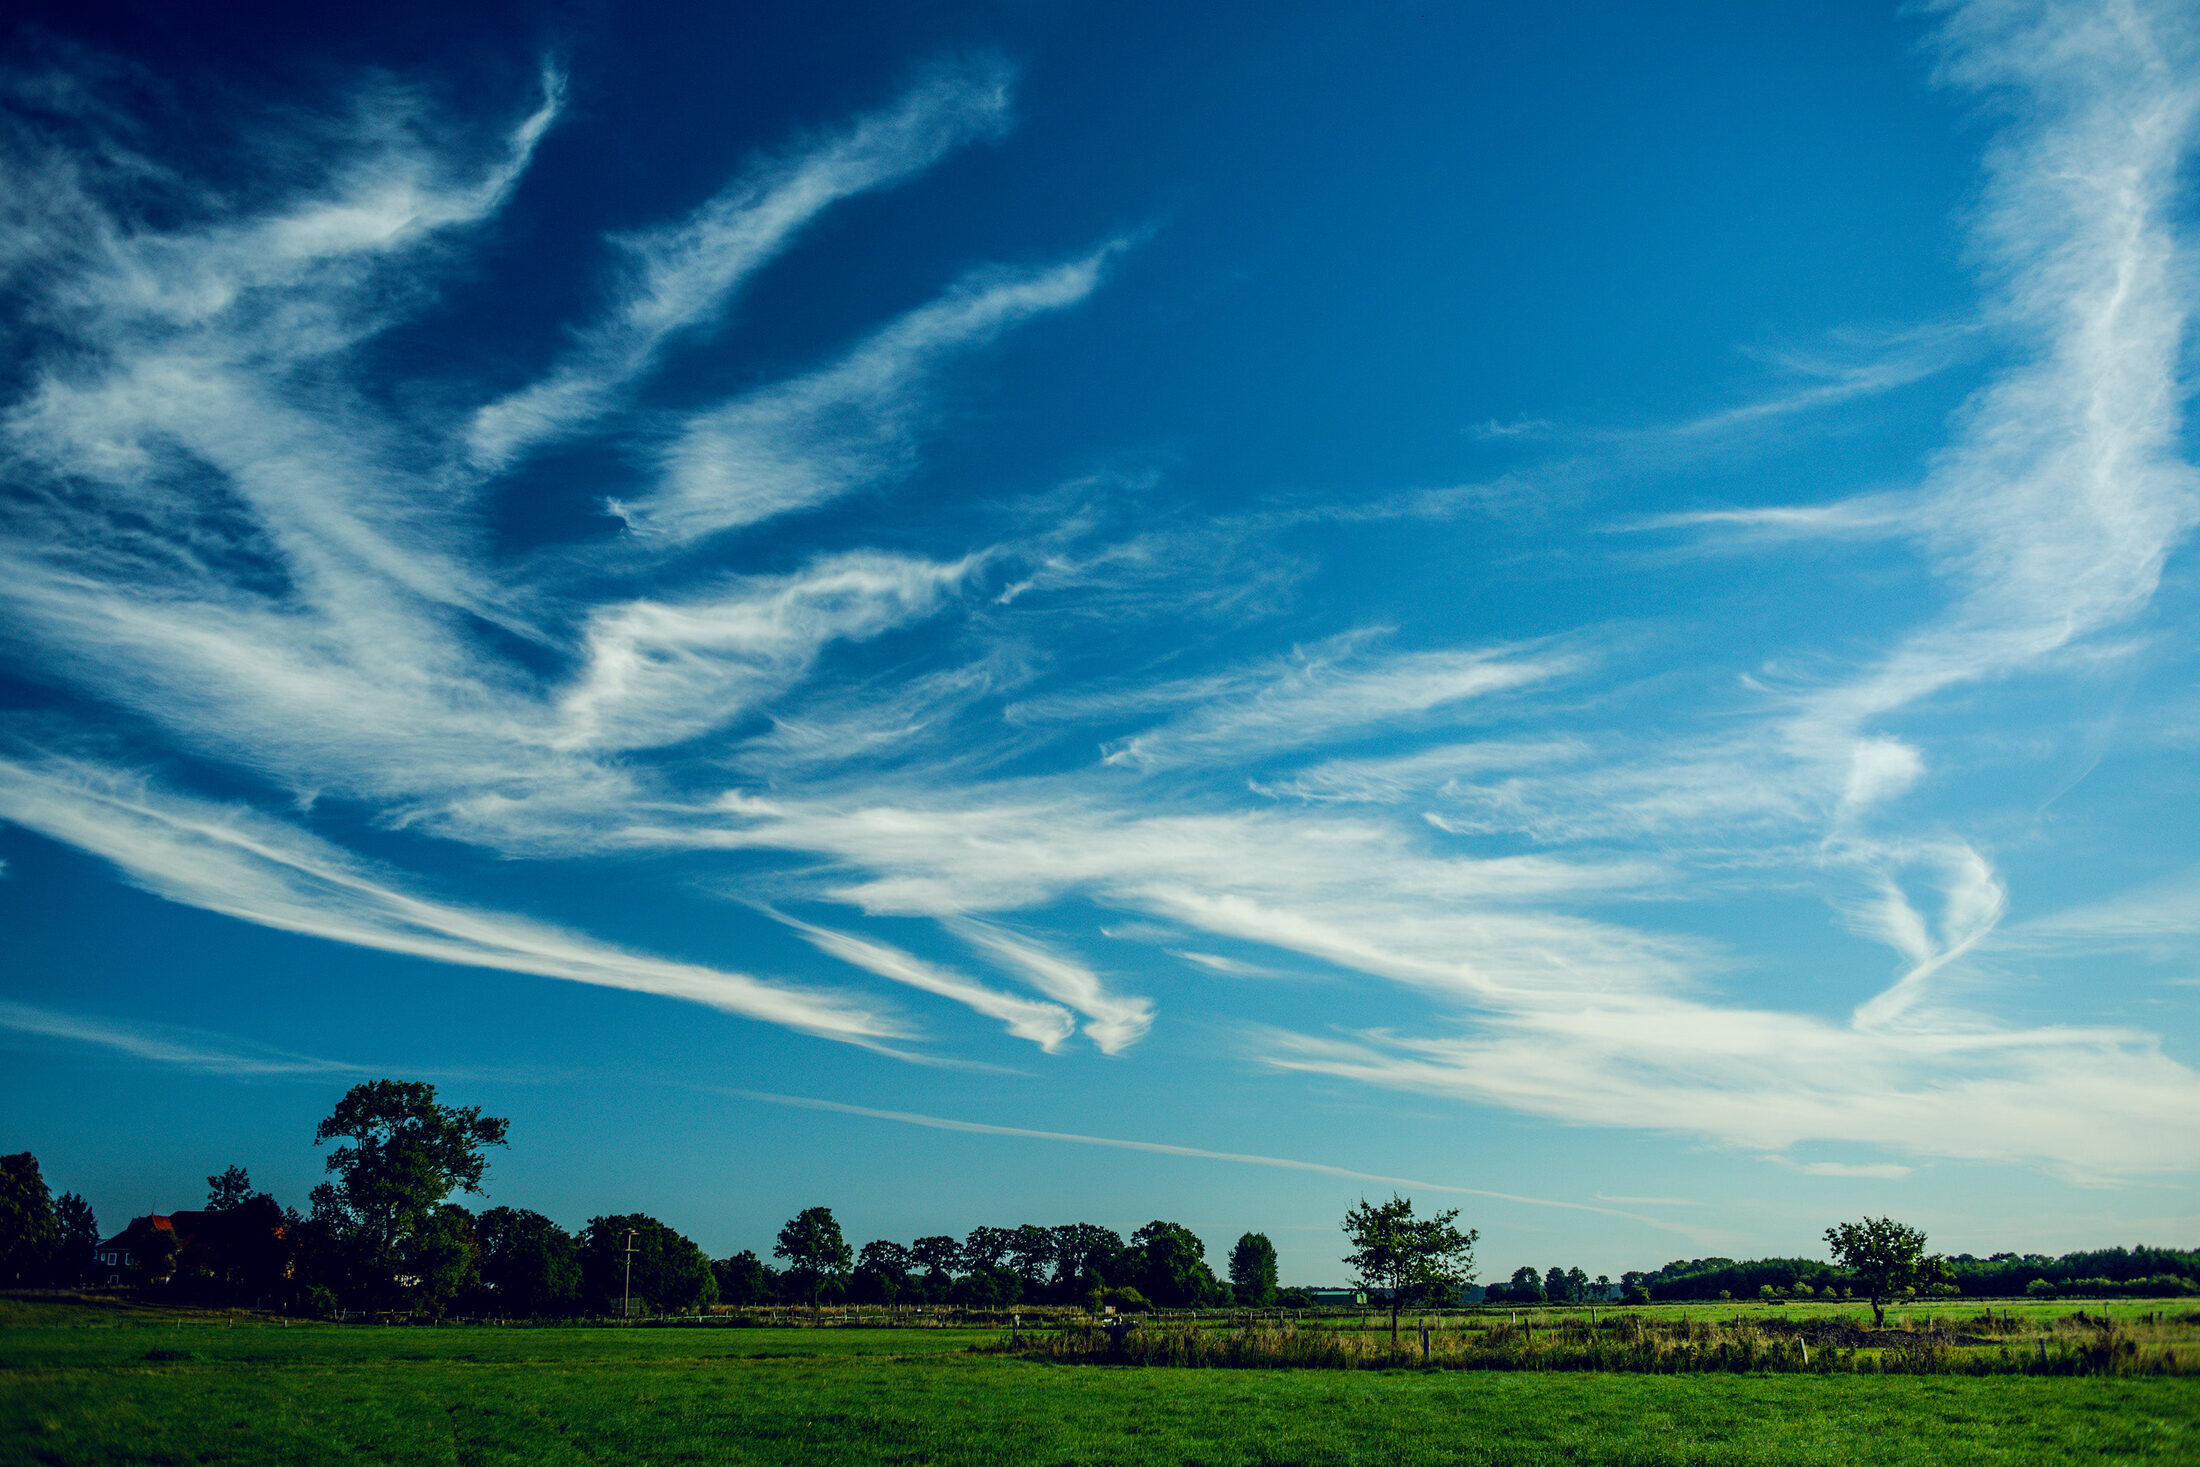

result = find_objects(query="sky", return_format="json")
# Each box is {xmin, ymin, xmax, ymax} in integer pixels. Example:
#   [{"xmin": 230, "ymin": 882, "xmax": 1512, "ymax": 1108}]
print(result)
[{"xmin": 2, "ymin": 0, "xmax": 2197, "ymax": 1285}]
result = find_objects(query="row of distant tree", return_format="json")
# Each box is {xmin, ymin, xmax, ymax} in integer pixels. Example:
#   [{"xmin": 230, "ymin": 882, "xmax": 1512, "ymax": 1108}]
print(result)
[
  {"xmin": 1618, "ymin": 1248, "xmax": 2200, "ymax": 1302},
  {"xmin": 0, "ymin": 1082, "xmax": 1303, "ymax": 1316},
  {"xmin": 8, "ymin": 1078, "xmax": 2192, "ymax": 1319},
  {"xmin": 1484, "ymin": 1265, "xmax": 1617, "ymax": 1304}
]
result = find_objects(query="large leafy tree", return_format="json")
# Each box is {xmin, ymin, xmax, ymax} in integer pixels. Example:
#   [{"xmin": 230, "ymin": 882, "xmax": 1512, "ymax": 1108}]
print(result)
[
  {"xmin": 1229, "ymin": 1232, "xmax": 1279, "ymax": 1306},
  {"xmin": 961, "ymin": 1225, "xmax": 1015, "ymax": 1275},
  {"xmin": 581, "ymin": 1214, "xmax": 716, "ymax": 1314},
  {"xmin": 194, "ymin": 1189, "xmax": 291, "ymax": 1302},
  {"xmin": 476, "ymin": 1207, "xmax": 581, "ymax": 1316},
  {"xmin": 775, "ymin": 1206, "xmax": 854, "ymax": 1305},
  {"xmin": 956, "ymin": 1224, "xmax": 1023, "ymax": 1305},
  {"xmin": 1825, "ymin": 1217, "xmax": 1947, "ymax": 1327},
  {"xmin": 910, "ymin": 1234, "xmax": 963, "ymax": 1299},
  {"xmin": 1049, "ymin": 1223, "xmax": 1125, "ymax": 1301},
  {"xmin": 1129, "ymin": 1220, "xmax": 1225, "ymax": 1308},
  {"xmin": 1005, "ymin": 1225, "xmax": 1057, "ymax": 1299},
  {"xmin": 404, "ymin": 1204, "xmax": 481, "ymax": 1316},
  {"xmin": 1341, "ymin": 1196, "xmax": 1478, "ymax": 1344},
  {"xmin": 1505, "ymin": 1265, "xmax": 1546, "ymax": 1302},
  {"xmin": 851, "ymin": 1239, "xmax": 913, "ymax": 1305},
  {"xmin": 712, "ymin": 1249, "xmax": 779, "ymax": 1305},
  {"xmin": 310, "ymin": 1080, "xmax": 507, "ymax": 1304},
  {"xmin": 0, "ymin": 1152, "xmax": 59, "ymax": 1286}
]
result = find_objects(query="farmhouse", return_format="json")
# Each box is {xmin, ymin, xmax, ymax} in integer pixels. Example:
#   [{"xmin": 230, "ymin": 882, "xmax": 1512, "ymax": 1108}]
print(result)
[{"xmin": 94, "ymin": 1210, "xmax": 225, "ymax": 1285}]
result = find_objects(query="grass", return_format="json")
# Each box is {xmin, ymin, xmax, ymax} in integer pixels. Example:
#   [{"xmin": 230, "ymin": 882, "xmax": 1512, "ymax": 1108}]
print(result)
[{"xmin": 3, "ymin": 1298, "xmax": 2198, "ymax": 1464}]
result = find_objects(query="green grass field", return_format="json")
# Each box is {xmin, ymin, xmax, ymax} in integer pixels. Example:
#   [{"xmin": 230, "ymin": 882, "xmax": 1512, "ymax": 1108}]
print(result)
[{"xmin": 4, "ymin": 1299, "xmax": 2197, "ymax": 1465}]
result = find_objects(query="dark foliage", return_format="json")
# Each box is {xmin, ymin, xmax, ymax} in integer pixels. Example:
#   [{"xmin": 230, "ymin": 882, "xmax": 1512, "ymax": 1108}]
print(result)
[
  {"xmin": 1229, "ymin": 1232, "xmax": 1279, "ymax": 1306},
  {"xmin": 309, "ymin": 1080, "xmax": 508, "ymax": 1307},
  {"xmin": 53, "ymin": 1191, "xmax": 99, "ymax": 1287},
  {"xmin": 1129, "ymin": 1220, "xmax": 1229, "ymax": 1308},
  {"xmin": 775, "ymin": 1207, "xmax": 853, "ymax": 1304},
  {"xmin": 713, "ymin": 1248, "xmax": 781, "ymax": 1305},
  {"xmin": 580, "ymin": 1213, "xmax": 716, "ymax": 1314},
  {"xmin": 0, "ymin": 1152, "xmax": 59, "ymax": 1285},
  {"xmin": 476, "ymin": 1206, "xmax": 582, "ymax": 1315}
]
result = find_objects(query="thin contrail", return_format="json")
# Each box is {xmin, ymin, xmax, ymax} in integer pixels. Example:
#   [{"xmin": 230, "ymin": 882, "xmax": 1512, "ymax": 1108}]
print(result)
[{"xmin": 728, "ymin": 1087, "xmax": 1689, "ymax": 1234}]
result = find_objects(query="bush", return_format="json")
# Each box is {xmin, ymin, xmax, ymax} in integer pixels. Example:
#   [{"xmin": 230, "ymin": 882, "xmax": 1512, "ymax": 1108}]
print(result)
[{"xmin": 1103, "ymin": 1286, "xmax": 1150, "ymax": 1313}]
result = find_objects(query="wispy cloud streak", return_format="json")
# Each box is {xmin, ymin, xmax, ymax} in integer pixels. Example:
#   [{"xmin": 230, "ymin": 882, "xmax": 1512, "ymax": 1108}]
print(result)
[
  {"xmin": 2, "ymin": 12, "xmax": 2197, "ymax": 1190},
  {"xmin": 0, "ymin": 998, "xmax": 367, "ymax": 1077},
  {"xmin": 627, "ymin": 248, "xmax": 1117, "ymax": 541},
  {"xmin": 0, "ymin": 758, "xmax": 903, "ymax": 1045},
  {"xmin": 945, "ymin": 918, "xmax": 1154, "ymax": 1053},
  {"xmin": 467, "ymin": 59, "xmax": 1014, "ymax": 470},
  {"xmin": 729, "ymin": 1089, "xmax": 1697, "ymax": 1234},
  {"xmin": 763, "ymin": 908, "xmax": 1077, "ymax": 1051}
]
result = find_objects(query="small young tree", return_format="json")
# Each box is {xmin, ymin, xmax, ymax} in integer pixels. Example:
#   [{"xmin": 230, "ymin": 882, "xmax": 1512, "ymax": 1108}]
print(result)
[
  {"xmin": 1824, "ymin": 1216, "xmax": 1947, "ymax": 1328},
  {"xmin": 54, "ymin": 1192, "xmax": 100, "ymax": 1287},
  {"xmin": 1341, "ymin": 1196, "xmax": 1478, "ymax": 1344},
  {"xmin": 1229, "ymin": 1231, "xmax": 1280, "ymax": 1306},
  {"xmin": 775, "ymin": 1206, "xmax": 853, "ymax": 1306}
]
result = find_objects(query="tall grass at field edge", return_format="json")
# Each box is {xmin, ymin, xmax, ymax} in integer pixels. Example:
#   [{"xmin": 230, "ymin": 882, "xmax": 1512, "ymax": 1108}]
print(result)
[{"xmin": 996, "ymin": 1311, "xmax": 2199, "ymax": 1377}]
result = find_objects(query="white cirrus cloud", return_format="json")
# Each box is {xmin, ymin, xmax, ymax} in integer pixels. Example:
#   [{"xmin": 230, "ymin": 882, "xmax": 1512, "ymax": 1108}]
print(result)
[
  {"xmin": 0, "ymin": 998, "xmax": 368, "ymax": 1078},
  {"xmin": 0, "ymin": 756, "xmax": 905, "ymax": 1047},
  {"xmin": 625, "ymin": 247, "xmax": 1121, "ymax": 542},
  {"xmin": 466, "ymin": 58, "xmax": 1015, "ymax": 470},
  {"xmin": 944, "ymin": 918, "xmax": 1155, "ymax": 1054},
  {"xmin": 555, "ymin": 551, "xmax": 981, "ymax": 753},
  {"xmin": 762, "ymin": 907, "xmax": 1077, "ymax": 1052}
]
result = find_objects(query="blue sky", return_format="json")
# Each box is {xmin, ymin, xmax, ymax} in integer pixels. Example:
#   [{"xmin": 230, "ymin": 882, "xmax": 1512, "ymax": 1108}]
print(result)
[{"xmin": 3, "ymin": 0, "xmax": 2198, "ymax": 1284}]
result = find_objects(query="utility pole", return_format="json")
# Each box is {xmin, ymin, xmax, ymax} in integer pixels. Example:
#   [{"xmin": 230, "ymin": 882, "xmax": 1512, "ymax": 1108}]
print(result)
[{"xmin": 622, "ymin": 1228, "xmax": 638, "ymax": 1321}]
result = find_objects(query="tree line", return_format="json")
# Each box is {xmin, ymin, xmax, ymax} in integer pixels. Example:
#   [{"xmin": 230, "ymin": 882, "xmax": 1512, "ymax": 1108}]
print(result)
[
  {"xmin": 1483, "ymin": 1265, "xmax": 1616, "ymax": 1303},
  {"xmin": 9, "ymin": 1078, "xmax": 2184, "ymax": 1320},
  {"xmin": 0, "ymin": 1081, "xmax": 1303, "ymax": 1316},
  {"xmin": 1618, "ymin": 1244, "xmax": 2200, "ymax": 1304}
]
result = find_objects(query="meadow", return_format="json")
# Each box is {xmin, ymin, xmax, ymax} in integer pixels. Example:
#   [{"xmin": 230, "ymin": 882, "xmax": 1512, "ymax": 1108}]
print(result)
[{"xmin": 4, "ymin": 1297, "xmax": 2198, "ymax": 1465}]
